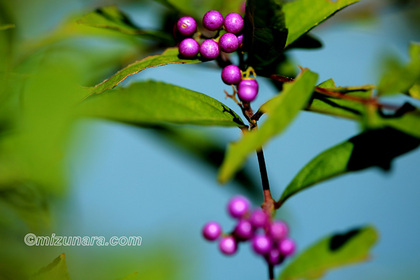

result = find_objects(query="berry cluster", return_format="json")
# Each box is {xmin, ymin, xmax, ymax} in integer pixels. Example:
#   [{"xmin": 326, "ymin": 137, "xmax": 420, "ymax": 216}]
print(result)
[
  {"xmin": 202, "ymin": 196, "xmax": 296, "ymax": 266},
  {"xmin": 175, "ymin": 11, "xmax": 259, "ymax": 103},
  {"xmin": 176, "ymin": 11, "xmax": 243, "ymax": 59}
]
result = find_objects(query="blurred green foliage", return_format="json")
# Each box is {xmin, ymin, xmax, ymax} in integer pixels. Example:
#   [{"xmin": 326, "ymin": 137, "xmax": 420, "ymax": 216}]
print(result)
[
  {"xmin": 0, "ymin": 0, "xmax": 188, "ymax": 278},
  {"xmin": 0, "ymin": 0, "xmax": 419, "ymax": 279}
]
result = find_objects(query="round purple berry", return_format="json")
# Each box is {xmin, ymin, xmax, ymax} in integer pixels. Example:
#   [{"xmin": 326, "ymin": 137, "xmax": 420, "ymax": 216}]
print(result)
[
  {"xmin": 203, "ymin": 10, "xmax": 224, "ymax": 31},
  {"xmin": 238, "ymin": 78, "xmax": 259, "ymax": 102},
  {"xmin": 176, "ymin": 16, "xmax": 197, "ymax": 36},
  {"xmin": 219, "ymin": 236, "xmax": 237, "ymax": 255},
  {"xmin": 219, "ymin": 33, "xmax": 239, "ymax": 53},
  {"xmin": 179, "ymin": 38, "xmax": 199, "ymax": 58},
  {"xmin": 221, "ymin": 65, "xmax": 242, "ymax": 85},
  {"xmin": 250, "ymin": 209, "xmax": 269, "ymax": 228},
  {"xmin": 266, "ymin": 248, "xmax": 284, "ymax": 265},
  {"xmin": 202, "ymin": 221, "xmax": 222, "ymax": 241},
  {"xmin": 251, "ymin": 234, "xmax": 272, "ymax": 255},
  {"xmin": 200, "ymin": 39, "xmax": 219, "ymax": 59},
  {"xmin": 269, "ymin": 221, "xmax": 288, "ymax": 241},
  {"xmin": 224, "ymin": 13, "xmax": 244, "ymax": 34},
  {"xmin": 279, "ymin": 238, "xmax": 296, "ymax": 256},
  {"xmin": 227, "ymin": 195, "xmax": 250, "ymax": 218},
  {"xmin": 234, "ymin": 219, "xmax": 254, "ymax": 240}
]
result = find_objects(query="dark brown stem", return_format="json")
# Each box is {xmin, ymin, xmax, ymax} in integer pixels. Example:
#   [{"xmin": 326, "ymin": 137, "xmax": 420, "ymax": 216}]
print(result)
[
  {"xmin": 314, "ymin": 87, "xmax": 399, "ymax": 110},
  {"xmin": 257, "ymin": 149, "xmax": 269, "ymax": 191},
  {"xmin": 270, "ymin": 74, "xmax": 401, "ymax": 111},
  {"xmin": 274, "ymin": 199, "xmax": 283, "ymax": 210},
  {"xmin": 251, "ymin": 110, "xmax": 264, "ymax": 122},
  {"xmin": 242, "ymin": 101, "xmax": 256, "ymax": 127},
  {"xmin": 257, "ymin": 149, "xmax": 275, "ymax": 214},
  {"xmin": 268, "ymin": 263, "xmax": 275, "ymax": 280}
]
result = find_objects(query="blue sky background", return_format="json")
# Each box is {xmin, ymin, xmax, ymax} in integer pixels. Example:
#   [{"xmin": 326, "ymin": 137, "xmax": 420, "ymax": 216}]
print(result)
[{"xmin": 21, "ymin": 0, "xmax": 420, "ymax": 279}]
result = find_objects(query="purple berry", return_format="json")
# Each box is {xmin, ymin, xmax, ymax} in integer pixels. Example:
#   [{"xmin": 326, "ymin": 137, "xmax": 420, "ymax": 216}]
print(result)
[
  {"xmin": 221, "ymin": 65, "xmax": 242, "ymax": 85},
  {"xmin": 224, "ymin": 13, "xmax": 244, "ymax": 34},
  {"xmin": 200, "ymin": 39, "xmax": 219, "ymax": 59},
  {"xmin": 252, "ymin": 234, "xmax": 272, "ymax": 255},
  {"xmin": 279, "ymin": 238, "xmax": 296, "ymax": 256},
  {"xmin": 202, "ymin": 221, "xmax": 222, "ymax": 241},
  {"xmin": 179, "ymin": 38, "xmax": 199, "ymax": 58},
  {"xmin": 219, "ymin": 236, "xmax": 237, "ymax": 255},
  {"xmin": 266, "ymin": 248, "xmax": 284, "ymax": 265},
  {"xmin": 227, "ymin": 195, "xmax": 250, "ymax": 218},
  {"xmin": 238, "ymin": 78, "xmax": 259, "ymax": 102},
  {"xmin": 237, "ymin": 34, "xmax": 243, "ymax": 45},
  {"xmin": 250, "ymin": 209, "xmax": 269, "ymax": 228},
  {"xmin": 176, "ymin": 16, "xmax": 197, "ymax": 36},
  {"xmin": 219, "ymin": 33, "xmax": 239, "ymax": 53},
  {"xmin": 234, "ymin": 219, "xmax": 254, "ymax": 240},
  {"xmin": 203, "ymin": 10, "xmax": 224, "ymax": 31},
  {"xmin": 269, "ymin": 221, "xmax": 288, "ymax": 241}
]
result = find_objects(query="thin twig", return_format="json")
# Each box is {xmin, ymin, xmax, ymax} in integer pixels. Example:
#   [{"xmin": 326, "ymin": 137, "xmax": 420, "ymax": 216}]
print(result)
[
  {"xmin": 256, "ymin": 148, "xmax": 275, "ymax": 213},
  {"xmin": 257, "ymin": 149, "xmax": 270, "ymax": 191},
  {"xmin": 270, "ymin": 74, "xmax": 401, "ymax": 111}
]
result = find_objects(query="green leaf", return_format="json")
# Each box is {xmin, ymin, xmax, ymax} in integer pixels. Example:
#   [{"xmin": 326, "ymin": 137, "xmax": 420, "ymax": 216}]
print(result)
[
  {"xmin": 0, "ymin": 56, "xmax": 85, "ymax": 194},
  {"xmin": 157, "ymin": 0, "xmax": 244, "ymax": 19},
  {"xmin": 279, "ymin": 226, "xmax": 378, "ymax": 280},
  {"xmin": 80, "ymin": 81, "xmax": 245, "ymax": 127},
  {"xmin": 0, "ymin": 24, "xmax": 15, "ymax": 31},
  {"xmin": 278, "ymin": 128, "xmax": 420, "ymax": 206},
  {"xmin": 244, "ymin": 0, "xmax": 288, "ymax": 68},
  {"xmin": 218, "ymin": 69, "xmax": 318, "ymax": 183},
  {"xmin": 87, "ymin": 47, "xmax": 202, "ymax": 96},
  {"xmin": 77, "ymin": 5, "xmax": 172, "ymax": 43},
  {"xmin": 19, "ymin": 11, "xmax": 143, "ymax": 66},
  {"xmin": 378, "ymin": 106, "xmax": 420, "ymax": 139},
  {"xmin": 118, "ymin": 272, "xmax": 140, "ymax": 280},
  {"xmin": 283, "ymin": 0, "xmax": 360, "ymax": 47},
  {"xmin": 409, "ymin": 83, "xmax": 420, "ymax": 99},
  {"xmin": 286, "ymin": 33, "xmax": 323, "ymax": 50},
  {"xmin": 216, "ymin": 0, "xmax": 246, "ymax": 16},
  {"xmin": 31, "ymin": 254, "xmax": 70, "ymax": 280},
  {"xmin": 378, "ymin": 43, "xmax": 420, "ymax": 98},
  {"xmin": 0, "ymin": 184, "xmax": 50, "ymax": 230}
]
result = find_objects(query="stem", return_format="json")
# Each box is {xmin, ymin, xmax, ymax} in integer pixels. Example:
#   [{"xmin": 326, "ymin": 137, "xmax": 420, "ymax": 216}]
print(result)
[
  {"xmin": 256, "ymin": 148, "xmax": 275, "ymax": 214},
  {"xmin": 270, "ymin": 74, "xmax": 401, "ymax": 111},
  {"xmin": 257, "ymin": 149, "xmax": 269, "ymax": 191},
  {"xmin": 268, "ymin": 263, "xmax": 275, "ymax": 280}
]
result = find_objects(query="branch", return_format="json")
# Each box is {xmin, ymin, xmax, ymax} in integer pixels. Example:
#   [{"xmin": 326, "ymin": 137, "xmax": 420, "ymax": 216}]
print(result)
[
  {"xmin": 270, "ymin": 74, "xmax": 401, "ymax": 111},
  {"xmin": 257, "ymin": 149, "xmax": 275, "ymax": 213}
]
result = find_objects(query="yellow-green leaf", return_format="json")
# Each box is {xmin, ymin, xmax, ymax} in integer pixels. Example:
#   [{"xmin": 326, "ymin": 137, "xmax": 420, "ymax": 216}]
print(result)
[
  {"xmin": 77, "ymin": 5, "xmax": 171, "ymax": 43},
  {"xmin": 30, "ymin": 254, "xmax": 70, "ymax": 280},
  {"xmin": 284, "ymin": 0, "xmax": 360, "ymax": 47},
  {"xmin": 0, "ymin": 24, "xmax": 15, "ymax": 31},
  {"xmin": 87, "ymin": 48, "xmax": 202, "ymax": 96},
  {"xmin": 378, "ymin": 43, "xmax": 420, "ymax": 98},
  {"xmin": 279, "ymin": 226, "xmax": 378, "ymax": 280},
  {"xmin": 80, "ymin": 81, "xmax": 245, "ymax": 127}
]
